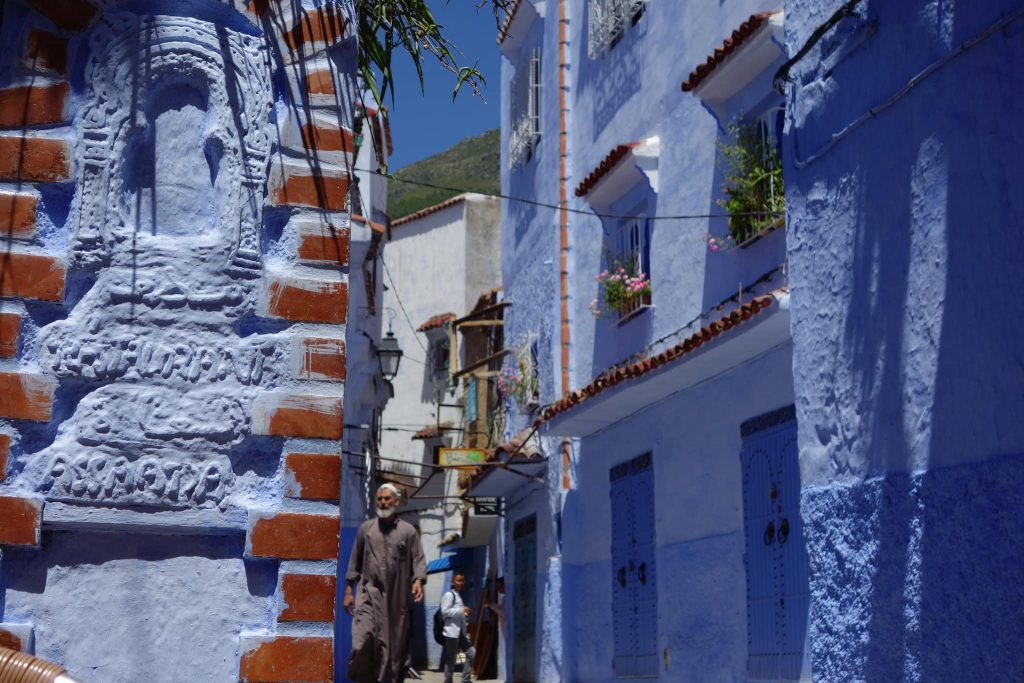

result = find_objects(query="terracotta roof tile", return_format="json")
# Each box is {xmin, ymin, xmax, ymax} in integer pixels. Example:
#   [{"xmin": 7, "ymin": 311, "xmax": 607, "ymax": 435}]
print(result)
[
  {"xmin": 497, "ymin": 0, "xmax": 525, "ymax": 44},
  {"xmin": 390, "ymin": 193, "xmax": 469, "ymax": 227},
  {"xmin": 574, "ymin": 142, "xmax": 640, "ymax": 197},
  {"xmin": 536, "ymin": 294, "xmax": 777, "ymax": 424},
  {"xmin": 417, "ymin": 312, "xmax": 455, "ymax": 333},
  {"xmin": 412, "ymin": 421, "xmax": 454, "ymax": 440},
  {"xmin": 681, "ymin": 12, "xmax": 777, "ymax": 92}
]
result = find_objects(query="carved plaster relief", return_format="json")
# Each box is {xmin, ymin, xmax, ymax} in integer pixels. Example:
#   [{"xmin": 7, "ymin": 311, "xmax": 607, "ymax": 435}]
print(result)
[{"xmin": 28, "ymin": 12, "xmax": 286, "ymax": 510}]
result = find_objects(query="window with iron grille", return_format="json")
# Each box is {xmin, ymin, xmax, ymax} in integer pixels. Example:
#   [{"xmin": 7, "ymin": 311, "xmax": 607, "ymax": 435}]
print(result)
[
  {"xmin": 509, "ymin": 47, "xmax": 542, "ymax": 168},
  {"xmin": 431, "ymin": 337, "xmax": 450, "ymax": 391},
  {"xmin": 588, "ymin": 0, "xmax": 646, "ymax": 59},
  {"xmin": 718, "ymin": 106, "xmax": 786, "ymax": 245}
]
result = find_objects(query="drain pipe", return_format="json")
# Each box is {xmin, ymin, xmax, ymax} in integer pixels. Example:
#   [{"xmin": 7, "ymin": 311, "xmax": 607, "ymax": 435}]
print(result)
[
  {"xmin": 557, "ymin": 0, "xmax": 573, "ymax": 491},
  {"xmin": 0, "ymin": 647, "xmax": 85, "ymax": 683}
]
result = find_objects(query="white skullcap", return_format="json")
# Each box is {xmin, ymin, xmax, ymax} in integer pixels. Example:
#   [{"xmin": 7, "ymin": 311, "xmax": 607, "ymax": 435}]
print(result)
[{"xmin": 377, "ymin": 483, "xmax": 402, "ymax": 499}]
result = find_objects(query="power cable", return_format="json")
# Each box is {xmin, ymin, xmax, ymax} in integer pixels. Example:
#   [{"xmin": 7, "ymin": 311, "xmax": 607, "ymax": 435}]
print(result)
[
  {"xmin": 381, "ymin": 257, "xmax": 428, "ymax": 354},
  {"xmin": 358, "ymin": 166, "xmax": 783, "ymax": 222}
]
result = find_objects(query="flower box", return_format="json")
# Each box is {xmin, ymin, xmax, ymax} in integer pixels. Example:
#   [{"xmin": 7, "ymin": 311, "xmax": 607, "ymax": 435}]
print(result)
[{"xmin": 617, "ymin": 290, "xmax": 653, "ymax": 324}]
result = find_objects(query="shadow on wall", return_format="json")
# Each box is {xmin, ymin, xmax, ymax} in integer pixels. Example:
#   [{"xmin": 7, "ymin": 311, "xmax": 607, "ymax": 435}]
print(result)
[
  {"xmin": 2, "ymin": 530, "xmax": 276, "ymax": 597},
  {"xmin": 575, "ymin": 6, "xmax": 645, "ymax": 142},
  {"xmin": 799, "ymin": 2, "xmax": 1024, "ymax": 680}
]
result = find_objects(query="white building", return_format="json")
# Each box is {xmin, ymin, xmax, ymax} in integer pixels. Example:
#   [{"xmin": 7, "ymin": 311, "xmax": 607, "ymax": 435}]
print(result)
[{"xmin": 375, "ymin": 192, "xmax": 502, "ymax": 670}]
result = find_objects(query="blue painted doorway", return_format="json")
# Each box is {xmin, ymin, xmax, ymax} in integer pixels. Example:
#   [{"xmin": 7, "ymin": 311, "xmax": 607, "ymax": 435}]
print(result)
[
  {"xmin": 513, "ymin": 515, "xmax": 537, "ymax": 682},
  {"xmin": 740, "ymin": 408, "xmax": 811, "ymax": 680},
  {"xmin": 610, "ymin": 452, "xmax": 658, "ymax": 678}
]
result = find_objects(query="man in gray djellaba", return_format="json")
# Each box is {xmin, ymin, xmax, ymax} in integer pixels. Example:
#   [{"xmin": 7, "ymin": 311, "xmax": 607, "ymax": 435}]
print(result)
[{"xmin": 345, "ymin": 483, "xmax": 428, "ymax": 683}]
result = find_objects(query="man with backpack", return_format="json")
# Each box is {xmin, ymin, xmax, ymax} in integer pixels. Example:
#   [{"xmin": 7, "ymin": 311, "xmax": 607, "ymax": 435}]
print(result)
[{"xmin": 438, "ymin": 570, "xmax": 475, "ymax": 683}]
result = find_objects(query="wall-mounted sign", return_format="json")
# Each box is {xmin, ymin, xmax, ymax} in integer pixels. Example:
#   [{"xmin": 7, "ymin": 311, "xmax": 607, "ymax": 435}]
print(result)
[
  {"xmin": 439, "ymin": 448, "xmax": 486, "ymax": 468},
  {"xmin": 473, "ymin": 497, "xmax": 501, "ymax": 515}
]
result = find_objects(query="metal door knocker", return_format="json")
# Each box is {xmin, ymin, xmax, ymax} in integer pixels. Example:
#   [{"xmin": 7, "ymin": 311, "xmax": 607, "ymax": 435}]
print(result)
[
  {"xmin": 637, "ymin": 563, "xmax": 647, "ymax": 585},
  {"xmin": 618, "ymin": 567, "xmax": 626, "ymax": 588},
  {"xmin": 764, "ymin": 521, "xmax": 775, "ymax": 545},
  {"xmin": 778, "ymin": 518, "xmax": 790, "ymax": 545}
]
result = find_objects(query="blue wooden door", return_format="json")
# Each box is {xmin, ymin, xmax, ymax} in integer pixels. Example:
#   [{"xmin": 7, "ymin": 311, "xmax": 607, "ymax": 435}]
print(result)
[
  {"xmin": 611, "ymin": 465, "xmax": 636, "ymax": 677},
  {"xmin": 610, "ymin": 453, "xmax": 658, "ymax": 678},
  {"xmin": 630, "ymin": 456, "xmax": 658, "ymax": 677},
  {"xmin": 741, "ymin": 416, "xmax": 810, "ymax": 680},
  {"xmin": 513, "ymin": 515, "xmax": 537, "ymax": 682}
]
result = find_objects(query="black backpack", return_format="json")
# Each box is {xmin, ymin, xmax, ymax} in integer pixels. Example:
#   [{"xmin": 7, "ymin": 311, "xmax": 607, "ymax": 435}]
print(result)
[{"xmin": 433, "ymin": 591, "xmax": 453, "ymax": 645}]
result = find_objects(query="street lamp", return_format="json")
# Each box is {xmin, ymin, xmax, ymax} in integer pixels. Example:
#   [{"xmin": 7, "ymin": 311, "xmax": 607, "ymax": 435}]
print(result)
[{"xmin": 377, "ymin": 328, "xmax": 403, "ymax": 381}]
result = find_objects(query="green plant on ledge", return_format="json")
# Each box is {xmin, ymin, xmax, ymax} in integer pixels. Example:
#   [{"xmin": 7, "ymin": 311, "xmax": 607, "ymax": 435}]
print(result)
[{"xmin": 717, "ymin": 119, "xmax": 785, "ymax": 245}]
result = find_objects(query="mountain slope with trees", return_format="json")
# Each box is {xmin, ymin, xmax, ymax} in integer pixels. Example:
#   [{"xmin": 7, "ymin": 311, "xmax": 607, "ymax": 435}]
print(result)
[{"xmin": 387, "ymin": 128, "xmax": 500, "ymax": 219}]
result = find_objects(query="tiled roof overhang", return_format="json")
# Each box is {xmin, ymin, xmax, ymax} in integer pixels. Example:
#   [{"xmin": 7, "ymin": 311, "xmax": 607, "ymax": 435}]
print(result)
[
  {"xmin": 681, "ymin": 11, "xmax": 780, "ymax": 92},
  {"xmin": 417, "ymin": 313, "xmax": 455, "ymax": 333},
  {"xmin": 391, "ymin": 193, "xmax": 469, "ymax": 228},
  {"xmin": 575, "ymin": 143, "xmax": 640, "ymax": 197},
  {"xmin": 537, "ymin": 291, "xmax": 791, "ymax": 437},
  {"xmin": 497, "ymin": 0, "xmax": 525, "ymax": 44}
]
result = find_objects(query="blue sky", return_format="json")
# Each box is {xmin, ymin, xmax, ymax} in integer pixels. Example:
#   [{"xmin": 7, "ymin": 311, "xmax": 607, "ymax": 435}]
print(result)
[{"xmin": 383, "ymin": 2, "xmax": 503, "ymax": 170}]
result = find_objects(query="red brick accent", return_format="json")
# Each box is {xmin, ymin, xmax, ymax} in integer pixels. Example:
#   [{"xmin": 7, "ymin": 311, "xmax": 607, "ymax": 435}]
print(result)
[
  {"xmin": 254, "ymin": 393, "xmax": 343, "ymax": 440},
  {"xmin": 267, "ymin": 276, "xmax": 347, "ymax": 324},
  {"xmin": 0, "ymin": 251, "xmax": 66, "ymax": 301},
  {"xmin": 0, "ymin": 628, "xmax": 23, "ymax": 651},
  {"xmin": 0, "ymin": 371, "xmax": 55, "ymax": 422},
  {"xmin": 0, "ymin": 135, "xmax": 71, "ymax": 183},
  {"xmin": 297, "ymin": 225, "xmax": 349, "ymax": 264},
  {"xmin": 279, "ymin": 574, "xmax": 337, "ymax": 622},
  {"xmin": 306, "ymin": 70, "xmax": 336, "ymax": 95},
  {"xmin": 248, "ymin": 513, "xmax": 340, "ymax": 560},
  {"xmin": 0, "ymin": 496, "xmax": 42, "ymax": 546},
  {"xmin": 285, "ymin": 453, "xmax": 341, "ymax": 500},
  {"xmin": 275, "ymin": 173, "xmax": 349, "ymax": 211},
  {"xmin": 298, "ymin": 337, "xmax": 346, "ymax": 381},
  {"xmin": 24, "ymin": 29, "xmax": 68, "ymax": 74},
  {"xmin": 245, "ymin": 0, "xmax": 272, "ymax": 18},
  {"xmin": 239, "ymin": 636, "xmax": 333, "ymax": 683},
  {"xmin": 282, "ymin": 5, "xmax": 350, "ymax": 50},
  {"xmin": 24, "ymin": 0, "xmax": 98, "ymax": 33},
  {"xmin": 0, "ymin": 434, "xmax": 9, "ymax": 482},
  {"xmin": 0, "ymin": 192, "xmax": 38, "ymax": 240},
  {"xmin": 300, "ymin": 124, "xmax": 353, "ymax": 153},
  {"xmin": 0, "ymin": 83, "xmax": 69, "ymax": 129},
  {"xmin": 0, "ymin": 313, "xmax": 21, "ymax": 357}
]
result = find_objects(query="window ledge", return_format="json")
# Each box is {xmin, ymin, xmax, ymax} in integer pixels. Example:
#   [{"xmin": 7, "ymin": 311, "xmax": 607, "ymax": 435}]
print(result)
[{"xmin": 735, "ymin": 216, "xmax": 785, "ymax": 249}]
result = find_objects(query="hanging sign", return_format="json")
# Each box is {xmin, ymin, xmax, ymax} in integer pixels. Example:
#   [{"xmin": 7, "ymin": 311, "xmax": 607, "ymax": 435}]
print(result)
[{"xmin": 439, "ymin": 448, "xmax": 486, "ymax": 468}]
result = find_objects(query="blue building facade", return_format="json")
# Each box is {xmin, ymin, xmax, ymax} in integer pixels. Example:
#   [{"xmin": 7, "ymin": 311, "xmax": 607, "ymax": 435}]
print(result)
[
  {"xmin": 499, "ymin": 0, "xmax": 1024, "ymax": 680},
  {"xmin": 785, "ymin": 0, "xmax": 1024, "ymax": 679},
  {"xmin": 499, "ymin": 0, "xmax": 801, "ymax": 681}
]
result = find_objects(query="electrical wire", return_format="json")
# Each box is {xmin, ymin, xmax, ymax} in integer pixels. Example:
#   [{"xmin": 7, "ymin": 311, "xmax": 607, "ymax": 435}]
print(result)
[
  {"xmin": 381, "ymin": 257, "xmax": 428, "ymax": 354},
  {"xmin": 359, "ymin": 166, "xmax": 783, "ymax": 222}
]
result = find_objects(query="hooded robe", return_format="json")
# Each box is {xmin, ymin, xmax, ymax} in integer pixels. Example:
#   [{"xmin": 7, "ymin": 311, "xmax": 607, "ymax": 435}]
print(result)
[{"xmin": 346, "ymin": 516, "xmax": 427, "ymax": 683}]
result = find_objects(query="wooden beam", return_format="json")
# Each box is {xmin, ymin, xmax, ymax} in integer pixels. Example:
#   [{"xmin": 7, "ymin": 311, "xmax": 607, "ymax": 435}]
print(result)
[
  {"xmin": 454, "ymin": 348, "xmax": 512, "ymax": 379},
  {"xmin": 452, "ymin": 301, "xmax": 511, "ymax": 326},
  {"xmin": 457, "ymin": 320, "xmax": 504, "ymax": 328}
]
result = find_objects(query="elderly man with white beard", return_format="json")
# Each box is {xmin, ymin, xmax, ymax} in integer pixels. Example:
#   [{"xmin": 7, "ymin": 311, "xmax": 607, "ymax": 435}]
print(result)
[{"xmin": 344, "ymin": 483, "xmax": 428, "ymax": 683}]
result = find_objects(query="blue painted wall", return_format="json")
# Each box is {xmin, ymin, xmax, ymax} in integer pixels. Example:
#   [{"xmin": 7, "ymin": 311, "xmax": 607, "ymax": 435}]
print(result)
[
  {"xmin": 784, "ymin": 0, "xmax": 1024, "ymax": 679},
  {"xmin": 501, "ymin": 1, "xmax": 798, "ymax": 681}
]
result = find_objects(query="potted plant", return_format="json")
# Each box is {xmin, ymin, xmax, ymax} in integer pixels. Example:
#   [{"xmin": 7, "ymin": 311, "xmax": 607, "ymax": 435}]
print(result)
[
  {"xmin": 717, "ymin": 119, "xmax": 785, "ymax": 246},
  {"xmin": 498, "ymin": 347, "xmax": 538, "ymax": 411},
  {"xmin": 590, "ymin": 263, "xmax": 652, "ymax": 321}
]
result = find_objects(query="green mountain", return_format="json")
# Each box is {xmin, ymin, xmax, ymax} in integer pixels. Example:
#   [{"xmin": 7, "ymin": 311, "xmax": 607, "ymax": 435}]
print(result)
[{"xmin": 387, "ymin": 128, "xmax": 500, "ymax": 219}]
